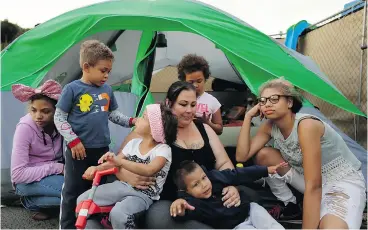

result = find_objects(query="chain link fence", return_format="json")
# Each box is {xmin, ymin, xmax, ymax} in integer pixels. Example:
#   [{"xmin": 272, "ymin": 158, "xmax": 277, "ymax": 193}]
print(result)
[{"xmin": 292, "ymin": 3, "xmax": 367, "ymax": 149}]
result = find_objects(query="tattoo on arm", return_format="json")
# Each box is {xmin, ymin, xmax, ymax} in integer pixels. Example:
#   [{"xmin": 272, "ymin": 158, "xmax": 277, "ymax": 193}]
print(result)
[
  {"xmin": 108, "ymin": 110, "xmax": 130, "ymax": 128},
  {"xmin": 54, "ymin": 108, "xmax": 78, "ymax": 142}
]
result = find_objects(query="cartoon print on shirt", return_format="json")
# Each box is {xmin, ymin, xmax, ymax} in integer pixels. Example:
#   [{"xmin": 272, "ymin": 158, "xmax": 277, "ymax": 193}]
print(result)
[
  {"xmin": 77, "ymin": 93, "xmax": 110, "ymax": 113},
  {"xmin": 98, "ymin": 93, "xmax": 110, "ymax": 112},
  {"xmin": 77, "ymin": 94, "xmax": 94, "ymax": 112}
]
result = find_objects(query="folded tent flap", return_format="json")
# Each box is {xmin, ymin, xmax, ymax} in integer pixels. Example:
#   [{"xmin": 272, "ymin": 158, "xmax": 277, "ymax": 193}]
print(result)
[{"xmin": 131, "ymin": 31, "xmax": 158, "ymax": 118}]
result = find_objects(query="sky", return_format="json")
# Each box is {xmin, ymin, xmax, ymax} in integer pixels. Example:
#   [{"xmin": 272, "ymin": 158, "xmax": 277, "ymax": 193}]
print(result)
[{"xmin": 1, "ymin": 0, "xmax": 353, "ymax": 35}]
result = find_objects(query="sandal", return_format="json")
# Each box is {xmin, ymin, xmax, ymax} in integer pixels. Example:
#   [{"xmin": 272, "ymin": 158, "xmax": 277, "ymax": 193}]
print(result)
[
  {"xmin": 100, "ymin": 215, "xmax": 113, "ymax": 229},
  {"xmin": 32, "ymin": 211, "xmax": 50, "ymax": 221}
]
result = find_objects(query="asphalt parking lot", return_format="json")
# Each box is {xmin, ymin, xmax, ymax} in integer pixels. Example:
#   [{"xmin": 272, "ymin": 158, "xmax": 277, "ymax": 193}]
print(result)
[{"xmin": 1, "ymin": 204, "xmax": 59, "ymax": 229}]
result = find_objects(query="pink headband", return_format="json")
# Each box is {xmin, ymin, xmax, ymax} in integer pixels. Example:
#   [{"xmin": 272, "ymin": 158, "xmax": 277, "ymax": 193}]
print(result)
[
  {"xmin": 11, "ymin": 80, "xmax": 62, "ymax": 102},
  {"xmin": 146, "ymin": 104, "xmax": 165, "ymax": 143}
]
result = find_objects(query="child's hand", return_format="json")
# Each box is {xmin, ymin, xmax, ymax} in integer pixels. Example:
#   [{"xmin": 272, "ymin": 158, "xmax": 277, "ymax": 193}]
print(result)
[
  {"xmin": 246, "ymin": 103, "xmax": 264, "ymax": 120},
  {"xmin": 170, "ymin": 198, "xmax": 195, "ymax": 217},
  {"xmin": 98, "ymin": 152, "xmax": 118, "ymax": 165},
  {"xmin": 195, "ymin": 112, "xmax": 210, "ymax": 124},
  {"xmin": 201, "ymin": 112, "xmax": 211, "ymax": 124},
  {"xmin": 268, "ymin": 162, "xmax": 288, "ymax": 174},
  {"xmin": 82, "ymin": 166, "xmax": 97, "ymax": 180},
  {"xmin": 131, "ymin": 118, "xmax": 137, "ymax": 126},
  {"xmin": 71, "ymin": 142, "xmax": 86, "ymax": 160}
]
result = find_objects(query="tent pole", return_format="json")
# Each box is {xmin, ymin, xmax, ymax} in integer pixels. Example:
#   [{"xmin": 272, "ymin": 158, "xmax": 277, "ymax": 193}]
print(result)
[
  {"xmin": 107, "ymin": 30, "xmax": 125, "ymax": 47},
  {"xmin": 355, "ymin": 0, "xmax": 367, "ymax": 140},
  {"xmin": 224, "ymin": 55, "xmax": 247, "ymax": 86}
]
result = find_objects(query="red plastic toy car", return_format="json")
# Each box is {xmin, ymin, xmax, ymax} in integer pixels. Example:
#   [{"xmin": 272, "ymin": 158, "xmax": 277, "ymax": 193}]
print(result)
[{"xmin": 75, "ymin": 167, "xmax": 118, "ymax": 229}]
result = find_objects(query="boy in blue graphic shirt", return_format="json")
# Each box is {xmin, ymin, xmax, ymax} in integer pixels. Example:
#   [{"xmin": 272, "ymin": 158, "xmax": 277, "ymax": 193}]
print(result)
[{"xmin": 54, "ymin": 40, "xmax": 136, "ymax": 229}]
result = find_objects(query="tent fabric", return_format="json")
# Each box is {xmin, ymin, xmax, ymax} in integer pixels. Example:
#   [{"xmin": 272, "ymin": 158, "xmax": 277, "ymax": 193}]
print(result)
[
  {"xmin": 39, "ymin": 30, "xmax": 142, "ymax": 88},
  {"xmin": 1, "ymin": 0, "xmax": 365, "ymax": 116},
  {"xmin": 108, "ymin": 92, "xmax": 138, "ymax": 153},
  {"xmin": 154, "ymin": 32, "xmax": 243, "ymax": 84},
  {"xmin": 131, "ymin": 31, "xmax": 157, "ymax": 116},
  {"xmin": 274, "ymin": 38, "xmax": 343, "ymax": 94},
  {"xmin": 1, "ymin": 93, "xmax": 28, "ymax": 184}
]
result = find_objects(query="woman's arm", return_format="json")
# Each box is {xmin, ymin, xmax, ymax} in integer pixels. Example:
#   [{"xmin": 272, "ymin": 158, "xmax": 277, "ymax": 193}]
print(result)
[
  {"xmin": 203, "ymin": 124, "xmax": 234, "ymax": 170},
  {"xmin": 298, "ymin": 119, "xmax": 324, "ymax": 229},
  {"xmin": 208, "ymin": 109, "xmax": 223, "ymax": 135},
  {"xmin": 116, "ymin": 167, "xmax": 156, "ymax": 189},
  {"xmin": 11, "ymin": 124, "xmax": 63, "ymax": 184},
  {"xmin": 236, "ymin": 105, "xmax": 272, "ymax": 162}
]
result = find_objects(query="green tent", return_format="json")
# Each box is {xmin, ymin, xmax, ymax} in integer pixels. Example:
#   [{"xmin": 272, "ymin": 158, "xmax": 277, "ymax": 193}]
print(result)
[
  {"xmin": 0, "ymin": 0, "xmax": 365, "ymax": 186},
  {"xmin": 1, "ymin": 0, "xmax": 364, "ymax": 116}
]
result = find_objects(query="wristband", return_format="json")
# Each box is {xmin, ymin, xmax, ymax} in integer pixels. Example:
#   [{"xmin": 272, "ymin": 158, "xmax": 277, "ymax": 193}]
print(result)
[
  {"xmin": 129, "ymin": 117, "xmax": 134, "ymax": 127},
  {"xmin": 68, "ymin": 138, "xmax": 81, "ymax": 148}
]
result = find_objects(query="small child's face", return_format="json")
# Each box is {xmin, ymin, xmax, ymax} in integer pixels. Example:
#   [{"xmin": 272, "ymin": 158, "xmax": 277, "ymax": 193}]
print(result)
[
  {"xmin": 185, "ymin": 71, "xmax": 206, "ymax": 96},
  {"xmin": 184, "ymin": 166, "xmax": 212, "ymax": 199},
  {"xmin": 83, "ymin": 59, "xmax": 112, "ymax": 86},
  {"xmin": 135, "ymin": 110, "xmax": 151, "ymax": 136}
]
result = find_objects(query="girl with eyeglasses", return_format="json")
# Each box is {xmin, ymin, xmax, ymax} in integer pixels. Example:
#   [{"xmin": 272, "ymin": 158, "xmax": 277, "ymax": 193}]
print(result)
[{"xmin": 236, "ymin": 79, "xmax": 365, "ymax": 229}]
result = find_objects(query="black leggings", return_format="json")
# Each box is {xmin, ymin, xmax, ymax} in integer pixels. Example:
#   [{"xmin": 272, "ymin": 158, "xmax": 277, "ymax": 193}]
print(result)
[{"xmin": 60, "ymin": 146, "xmax": 108, "ymax": 229}]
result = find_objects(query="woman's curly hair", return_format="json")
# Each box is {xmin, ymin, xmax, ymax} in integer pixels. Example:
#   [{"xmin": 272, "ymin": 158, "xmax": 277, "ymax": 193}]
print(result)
[
  {"xmin": 177, "ymin": 54, "xmax": 211, "ymax": 81},
  {"xmin": 259, "ymin": 78, "xmax": 304, "ymax": 113}
]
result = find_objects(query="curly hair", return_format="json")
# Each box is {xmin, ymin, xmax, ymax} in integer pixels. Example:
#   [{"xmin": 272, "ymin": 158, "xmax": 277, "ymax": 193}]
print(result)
[
  {"xmin": 161, "ymin": 103, "xmax": 178, "ymax": 145},
  {"xmin": 258, "ymin": 78, "xmax": 303, "ymax": 113},
  {"xmin": 79, "ymin": 40, "xmax": 114, "ymax": 68},
  {"xmin": 177, "ymin": 54, "xmax": 211, "ymax": 81}
]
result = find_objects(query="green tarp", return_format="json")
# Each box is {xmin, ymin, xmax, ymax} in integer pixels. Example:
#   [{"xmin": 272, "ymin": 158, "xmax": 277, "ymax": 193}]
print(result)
[{"xmin": 1, "ymin": 0, "xmax": 365, "ymax": 116}]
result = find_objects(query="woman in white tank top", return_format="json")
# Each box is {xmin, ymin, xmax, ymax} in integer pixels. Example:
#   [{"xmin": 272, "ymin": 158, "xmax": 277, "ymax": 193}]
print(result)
[{"xmin": 236, "ymin": 79, "xmax": 366, "ymax": 229}]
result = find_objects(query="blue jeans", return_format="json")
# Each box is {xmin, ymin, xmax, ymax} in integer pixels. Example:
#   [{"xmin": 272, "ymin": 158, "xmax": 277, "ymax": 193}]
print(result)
[{"xmin": 15, "ymin": 175, "xmax": 64, "ymax": 211}]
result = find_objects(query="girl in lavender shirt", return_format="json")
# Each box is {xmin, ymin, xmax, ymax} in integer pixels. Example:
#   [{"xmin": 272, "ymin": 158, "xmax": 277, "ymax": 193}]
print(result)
[{"xmin": 11, "ymin": 80, "xmax": 64, "ymax": 220}]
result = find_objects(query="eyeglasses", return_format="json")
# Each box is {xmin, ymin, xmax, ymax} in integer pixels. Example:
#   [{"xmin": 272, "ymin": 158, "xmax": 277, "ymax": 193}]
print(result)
[{"xmin": 258, "ymin": 94, "xmax": 290, "ymax": 106}]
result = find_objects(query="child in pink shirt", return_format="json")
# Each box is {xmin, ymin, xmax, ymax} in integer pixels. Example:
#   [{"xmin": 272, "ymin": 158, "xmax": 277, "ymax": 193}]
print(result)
[{"xmin": 178, "ymin": 54, "xmax": 223, "ymax": 135}]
